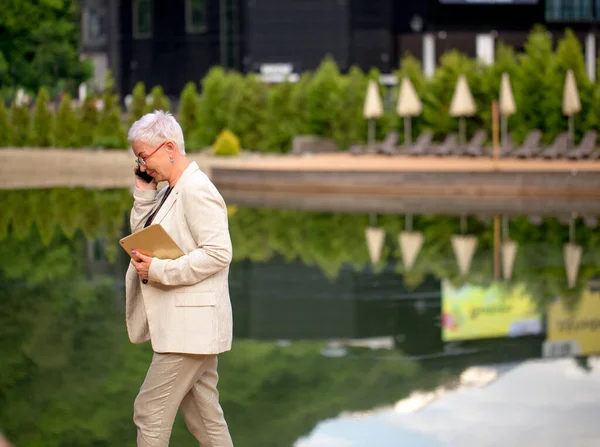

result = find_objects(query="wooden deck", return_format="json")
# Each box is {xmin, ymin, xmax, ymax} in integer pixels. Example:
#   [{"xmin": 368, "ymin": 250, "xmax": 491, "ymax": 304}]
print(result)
[
  {"xmin": 216, "ymin": 153, "xmax": 600, "ymax": 172},
  {"xmin": 211, "ymin": 154, "xmax": 600, "ymax": 217},
  {"xmin": 2, "ymin": 149, "xmax": 599, "ymax": 217}
]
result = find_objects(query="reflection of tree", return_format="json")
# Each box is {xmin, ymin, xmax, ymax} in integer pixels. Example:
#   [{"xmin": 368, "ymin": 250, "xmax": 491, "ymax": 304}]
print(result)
[
  {"xmin": 2, "ymin": 191, "xmax": 598, "ymax": 306},
  {"xmin": 0, "ymin": 227, "xmax": 139, "ymax": 447},
  {"xmin": 1, "ymin": 225, "xmax": 472, "ymax": 447},
  {"xmin": 4, "ymin": 194, "xmax": 583, "ymax": 446},
  {"xmin": 0, "ymin": 189, "xmax": 132, "ymax": 262},
  {"xmin": 230, "ymin": 208, "xmax": 410, "ymax": 279},
  {"xmin": 229, "ymin": 210, "xmax": 600, "ymax": 307}
]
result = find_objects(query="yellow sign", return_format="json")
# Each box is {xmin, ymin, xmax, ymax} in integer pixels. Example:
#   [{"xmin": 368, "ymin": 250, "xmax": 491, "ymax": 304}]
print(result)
[
  {"xmin": 543, "ymin": 290, "xmax": 600, "ymax": 357},
  {"xmin": 442, "ymin": 280, "xmax": 542, "ymax": 341}
]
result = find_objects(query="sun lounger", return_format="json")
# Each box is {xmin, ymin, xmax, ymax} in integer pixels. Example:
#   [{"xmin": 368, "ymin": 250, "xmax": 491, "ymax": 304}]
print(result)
[
  {"xmin": 404, "ymin": 131, "xmax": 434, "ymax": 156},
  {"xmin": 460, "ymin": 129, "xmax": 488, "ymax": 157},
  {"xmin": 567, "ymin": 130, "xmax": 598, "ymax": 160},
  {"xmin": 349, "ymin": 142, "xmax": 370, "ymax": 155},
  {"xmin": 430, "ymin": 133, "xmax": 458, "ymax": 156},
  {"xmin": 350, "ymin": 131, "xmax": 398, "ymax": 155},
  {"xmin": 378, "ymin": 131, "xmax": 400, "ymax": 155},
  {"xmin": 538, "ymin": 132, "xmax": 569, "ymax": 159},
  {"xmin": 510, "ymin": 130, "xmax": 543, "ymax": 158}
]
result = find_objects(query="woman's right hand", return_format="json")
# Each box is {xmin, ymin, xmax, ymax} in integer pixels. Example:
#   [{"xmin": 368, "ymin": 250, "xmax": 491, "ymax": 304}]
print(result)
[{"xmin": 134, "ymin": 167, "xmax": 158, "ymax": 190}]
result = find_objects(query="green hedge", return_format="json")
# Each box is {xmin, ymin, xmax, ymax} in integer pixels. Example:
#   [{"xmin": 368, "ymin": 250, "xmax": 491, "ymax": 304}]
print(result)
[{"xmin": 2, "ymin": 26, "xmax": 597, "ymax": 152}]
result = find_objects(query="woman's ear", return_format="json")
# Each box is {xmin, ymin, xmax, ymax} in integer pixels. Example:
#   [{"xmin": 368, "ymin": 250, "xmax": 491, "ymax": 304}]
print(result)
[{"xmin": 165, "ymin": 141, "xmax": 176, "ymax": 159}]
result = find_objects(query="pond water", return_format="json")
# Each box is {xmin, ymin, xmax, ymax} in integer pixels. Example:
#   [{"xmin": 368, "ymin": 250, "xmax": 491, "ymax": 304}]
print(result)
[{"xmin": 1, "ymin": 188, "xmax": 600, "ymax": 447}]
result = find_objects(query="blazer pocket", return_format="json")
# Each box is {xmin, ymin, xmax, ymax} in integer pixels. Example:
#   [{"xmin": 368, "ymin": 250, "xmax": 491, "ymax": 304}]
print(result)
[{"xmin": 175, "ymin": 292, "xmax": 217, "ymax": 307}]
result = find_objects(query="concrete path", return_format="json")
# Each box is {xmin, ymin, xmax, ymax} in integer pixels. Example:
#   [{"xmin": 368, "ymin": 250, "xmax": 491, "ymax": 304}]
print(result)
[{"xmin": 0, "ymin": 148, "xmax": 280, "ymax": 190}]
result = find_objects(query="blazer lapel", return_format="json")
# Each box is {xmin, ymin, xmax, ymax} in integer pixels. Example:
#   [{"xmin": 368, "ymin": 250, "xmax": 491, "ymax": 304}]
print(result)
[
  {"xmin": 154, "ymin": 162, "xmax": 200, "ymax": 225},
  {"xmin": 153, "ymin": 188, "xmax": 178, "ymax": 224}
]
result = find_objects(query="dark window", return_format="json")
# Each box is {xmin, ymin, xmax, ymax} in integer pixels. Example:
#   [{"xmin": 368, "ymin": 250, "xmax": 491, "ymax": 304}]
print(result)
[
  {"xmin": 84, "ymin": 8, "xmax": 107, "ymax": 45},
  {"xmin": 134, "ymin": 0, "xmax": 153, "ymax": 39},
  {"xmin": 545, "ymin": 0, "xmax": 595, "ymax": 21},
  {"xmin": 186, "ymin": 0, "xmax": 207, "ymax": 33}
]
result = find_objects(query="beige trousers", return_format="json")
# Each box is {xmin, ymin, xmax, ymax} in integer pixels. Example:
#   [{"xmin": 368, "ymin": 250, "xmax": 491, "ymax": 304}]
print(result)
[{"xmin": 134, "ymin": 352, "xmax": 233, "ymax": 447}]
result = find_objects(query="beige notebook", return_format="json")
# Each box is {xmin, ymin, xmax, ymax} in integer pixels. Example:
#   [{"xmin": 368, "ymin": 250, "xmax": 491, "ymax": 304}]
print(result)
[{"xmin": 119, "ymin": 224, "xmax": 184, "ymax": 260}]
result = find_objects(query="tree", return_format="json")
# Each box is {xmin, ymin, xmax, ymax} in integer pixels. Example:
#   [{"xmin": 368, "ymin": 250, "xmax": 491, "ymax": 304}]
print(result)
[
  {"xmin": 31, "ymin": 86, "xmax": 53, "ymax": 147},
  {"xmin": 228, "ymin": 74, "xmax": 268, "ymax": 150},
  {"xmin": 78, "ymin": 93, "xmax": 98, "ymax": 148},
  {"xmin": 9, "ymin": 100, "xmax": 30, "ymax": 147},
  {"xmin": 0, "ymin": 52, "xmax": 9, "ymax": 102},
  {"xmin": 305, "ymin": 56, "xmax": 344, "ymax": 140},
  {"xmin": 197, "ymin": 67, "xmax": 237, "ymax": 147},
  {"xmin": 513, "ymin": 26, "xmax": 559, "ymax": 143},
  {"xmin": 289, "ymin": 72, "xmax": 312, "ymax": 137},
  {"xmin": 584, "ymin": 84, "xmax": 600, "ymax": 136},
  {"xmin": 54, "ymin": 93, "xmax": 78, "ymax": 148},
  {"xmin": 264, "ymin": 81, "xmax": 297, "ymax": 152},
  {"xmin": 332, "ymin": 66, "xmax": 367, "ymax": 149},
  {"xmin": 0, "ymin": 0, "xmax": 90, "ymax": 96},
  {"xmin": 0, "ymin": 100, "xmax": 12, "ymax": 146},
  {"xmin": 129, "ymin": 81, "xmax": 147, "ymax": 126},
  {"xmin": 94, "ymin": 71, "xmax": 125, "ymax": 149},
  {"xmin": 146, "ymin": 85, "xmax": 171, "ymax": 113},
  {"xmin": 177, "ymin": 82, "xmax": 200, "ymax": 150}
]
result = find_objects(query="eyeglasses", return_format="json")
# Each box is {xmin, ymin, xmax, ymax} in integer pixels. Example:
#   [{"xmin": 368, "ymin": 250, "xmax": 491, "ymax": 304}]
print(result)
[{"xmin": 135, "ymin": 141, "xmax": 167, "ymax": 167}]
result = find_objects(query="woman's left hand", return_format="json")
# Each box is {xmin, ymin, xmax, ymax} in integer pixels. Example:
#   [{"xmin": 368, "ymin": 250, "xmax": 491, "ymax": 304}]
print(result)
[{"xmin": 131, "ymin": 250, "xmax": 153, "ymax": 281}]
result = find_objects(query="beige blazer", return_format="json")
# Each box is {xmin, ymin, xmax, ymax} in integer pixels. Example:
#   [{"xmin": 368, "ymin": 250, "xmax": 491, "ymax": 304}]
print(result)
[{"xmin": 125, "ymin": 162, "xmax": 233, "ymax": 355}]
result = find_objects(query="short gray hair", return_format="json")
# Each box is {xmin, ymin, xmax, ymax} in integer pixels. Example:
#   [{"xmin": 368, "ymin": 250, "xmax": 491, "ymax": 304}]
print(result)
[{"xmin": 128, "ymin": 110, "xmax": 186, "ymax": 155}]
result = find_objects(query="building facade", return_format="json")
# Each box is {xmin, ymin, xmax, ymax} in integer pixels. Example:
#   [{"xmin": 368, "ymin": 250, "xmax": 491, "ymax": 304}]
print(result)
[
  {"xmin": 80, "ymin": 0, "xmax": 244, "ymax": 96},
  {"xmin": 80, "ymin": 0, "xmax": 600, "ymax": 97},
  {"xmin": 399, "ymin": 0, "xmax": 599, "ymax": 80}
]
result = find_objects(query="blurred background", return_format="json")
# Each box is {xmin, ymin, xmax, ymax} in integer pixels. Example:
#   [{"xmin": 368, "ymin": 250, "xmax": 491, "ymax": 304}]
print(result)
[{"xmin": 1, "ymin": 1, "xmax": 600, "ymax": 446}]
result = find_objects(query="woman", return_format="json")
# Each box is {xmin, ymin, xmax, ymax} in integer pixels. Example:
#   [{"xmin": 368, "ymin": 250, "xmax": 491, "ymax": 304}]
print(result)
[{"xmin": 126, "ymin": 110, "xmax": 233, "ymax": 446}]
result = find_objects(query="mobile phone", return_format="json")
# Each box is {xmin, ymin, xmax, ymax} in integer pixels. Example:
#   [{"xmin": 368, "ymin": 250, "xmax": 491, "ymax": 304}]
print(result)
[{"xmin": 135, "ymin": 168, "xmax": 154, "ymax": 183}]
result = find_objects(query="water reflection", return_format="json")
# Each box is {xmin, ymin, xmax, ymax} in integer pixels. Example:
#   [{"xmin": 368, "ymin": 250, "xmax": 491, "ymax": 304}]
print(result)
[{"xmin": 1, "ymin": 189, "xmax": 599, "ymax": 446}]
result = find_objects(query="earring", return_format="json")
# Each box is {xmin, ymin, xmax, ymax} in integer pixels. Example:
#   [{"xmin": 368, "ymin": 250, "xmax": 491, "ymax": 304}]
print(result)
[{"xmin": 170, "ymin": 158, "xmax": 174, "ymax": 163}]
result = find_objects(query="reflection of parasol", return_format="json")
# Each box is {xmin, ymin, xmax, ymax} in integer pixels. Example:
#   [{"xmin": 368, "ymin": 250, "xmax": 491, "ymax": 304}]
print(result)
[
  {"xmin": 398, "ymin": 214, "xmax": 424, "ymax": 271},
  {"xmin": 365, "ymin": 214, "xmax": 385, "ymax": 264},
  {"xmin": 451, "ymin": 215, "xmax": 478, "ymax": 276},
  {"xmin": 450, "ymin": 74, "xmax": 477, "ymax": 144},
  {"xmin": 564, "ymin": 214, "xmax": 582, "ymax": 289},
  {"xmin": 501, "ymin": 216, "xmax": 518, "ymax": 281},
  {"xmin": 363, "ymin": 79, "xmax": 384, "ymax": 146},
  {"xmin": 396, "ymin": 77, "xmax": 423, "ymax": 145}
]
